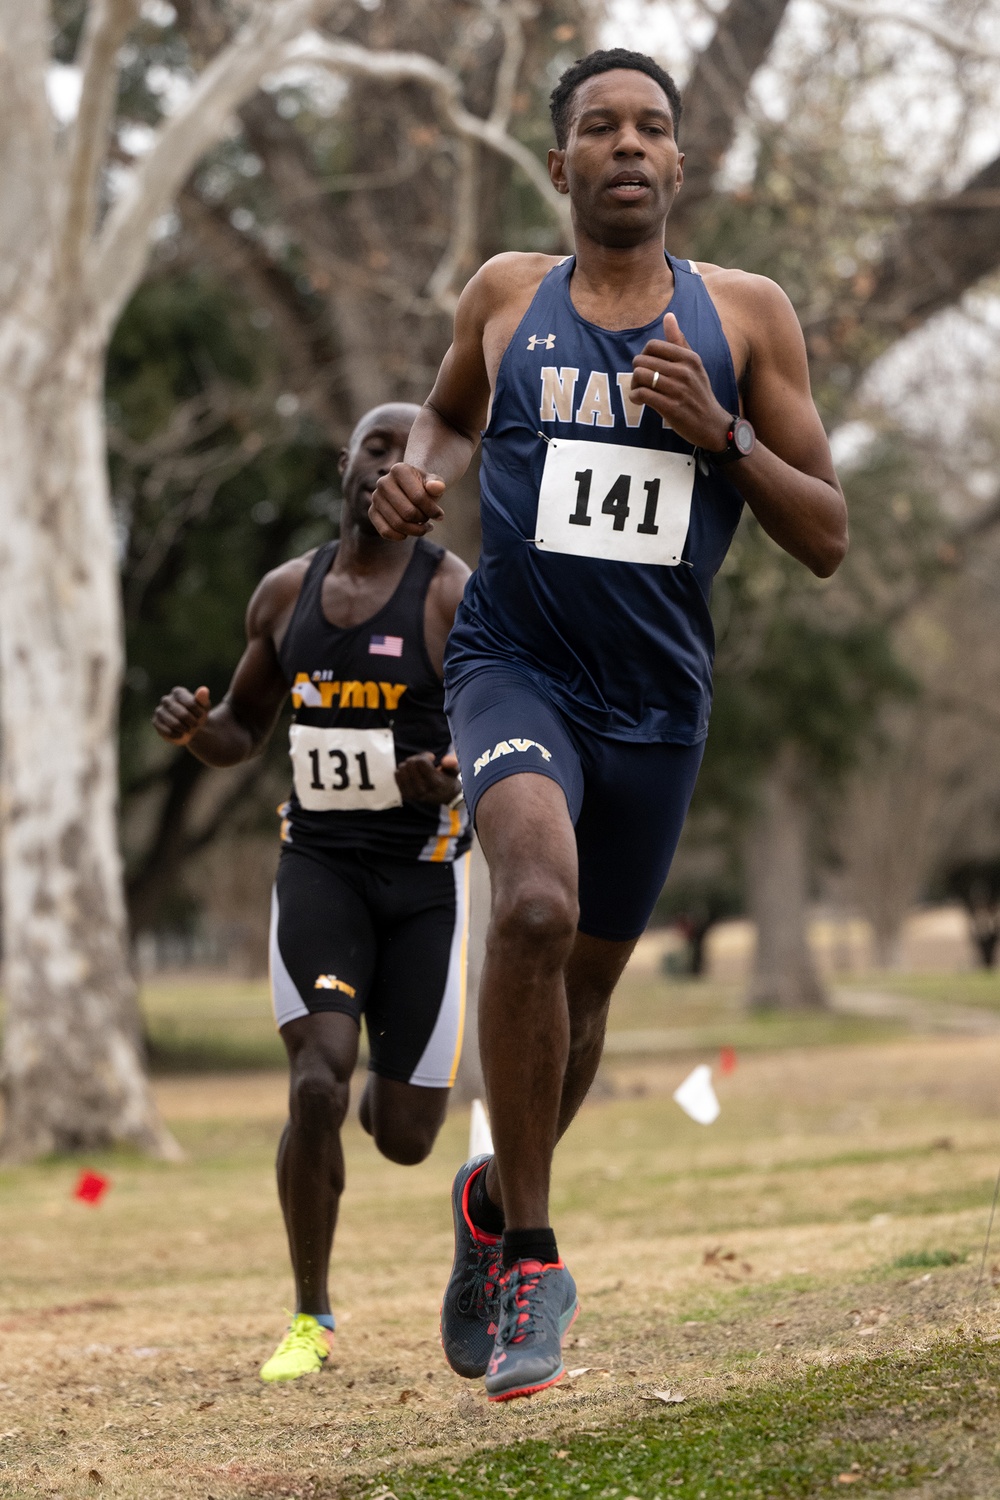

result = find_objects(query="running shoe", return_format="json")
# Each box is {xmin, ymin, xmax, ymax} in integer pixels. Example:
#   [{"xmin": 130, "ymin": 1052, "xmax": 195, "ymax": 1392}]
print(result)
[
  {"xmin": 259, "ymin": 1313, "xmax": 334, "ymax": 1382},
  {"xmin": 484, "ymin": 1258, "xmax": 578, "ymax": 1402},
  {"xmin": 440, "ymin": 1154, "xmax": 503, "ymax": 1378}
]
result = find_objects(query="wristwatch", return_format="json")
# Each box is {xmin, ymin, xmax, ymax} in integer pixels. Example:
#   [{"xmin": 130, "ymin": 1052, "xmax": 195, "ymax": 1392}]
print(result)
[{"xmin": 709, "ymin": 414, "xmax": 755, "ymax": 464}]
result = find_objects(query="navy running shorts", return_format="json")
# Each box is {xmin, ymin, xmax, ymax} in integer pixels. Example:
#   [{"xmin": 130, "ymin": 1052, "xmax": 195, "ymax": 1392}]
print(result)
[
  {"xmin": 270, "ymin": 843, "xmax": 468, "ymax": 1087},
  {"xmin": 446, "ymin": 665, "xmax": 704, "ymax": 942}
]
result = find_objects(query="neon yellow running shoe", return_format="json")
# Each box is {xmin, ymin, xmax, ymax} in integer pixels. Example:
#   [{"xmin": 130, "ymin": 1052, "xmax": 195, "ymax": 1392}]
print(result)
[{"xmin": 259, "ymin": 1313, "xmax": 334, "ymax": 1382}]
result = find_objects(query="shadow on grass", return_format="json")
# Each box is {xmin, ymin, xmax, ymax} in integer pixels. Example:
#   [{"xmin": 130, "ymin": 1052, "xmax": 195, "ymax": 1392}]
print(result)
[{"xmin": 145, "ymin": 1029, "xmax": 286, "ymax": 1073}]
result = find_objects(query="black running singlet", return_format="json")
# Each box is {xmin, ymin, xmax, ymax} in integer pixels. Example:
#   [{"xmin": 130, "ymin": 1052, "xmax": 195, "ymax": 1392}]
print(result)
[{"xmin": 277, "ymin": 539, "xmax": 471, "ymax": 863}]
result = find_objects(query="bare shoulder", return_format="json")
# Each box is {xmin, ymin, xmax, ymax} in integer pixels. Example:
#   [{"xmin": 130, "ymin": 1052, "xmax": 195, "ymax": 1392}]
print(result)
[
  {"xmin": 695, "ymin": 264, "xmax": 801, "ymax": 329},
  {"xmin": 464, "ymin": 253, "xmax": 564, "ymax": 384},
  {"xmin": 463, "ymin": 252, "xmax": 562, "ymax": 320},
  {"xmin": 475, "ymin": 251, "xmax": 562, "ymax": 297},
  {"xmin": 693, "ymin": 264, "xmax": 807, "ymax": 382},
  {"xmin": 246, "ymin": 550, "xmax": 316, "ymax": 635}
]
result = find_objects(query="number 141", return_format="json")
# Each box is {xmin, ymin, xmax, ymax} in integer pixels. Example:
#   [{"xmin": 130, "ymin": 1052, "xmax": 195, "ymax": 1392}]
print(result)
[{"xmin": 569, "ymin": 469, "xmax": 660, "ymax": 535}]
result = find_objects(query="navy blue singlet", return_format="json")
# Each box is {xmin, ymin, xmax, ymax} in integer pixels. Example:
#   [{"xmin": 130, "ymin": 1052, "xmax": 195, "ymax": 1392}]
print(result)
[{"xmin": 444, "ymin": 253, "xmax": 743, "ymax": 744}]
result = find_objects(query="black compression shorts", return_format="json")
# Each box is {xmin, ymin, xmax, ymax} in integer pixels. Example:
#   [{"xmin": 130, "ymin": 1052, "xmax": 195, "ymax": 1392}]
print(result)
[{"xmin": 269, "ymin": 844, "xmax": 468, "ymax": 1088}]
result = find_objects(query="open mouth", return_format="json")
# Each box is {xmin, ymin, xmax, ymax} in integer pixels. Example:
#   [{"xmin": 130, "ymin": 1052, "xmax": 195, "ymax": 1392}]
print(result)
[{"xmin": 607, "ymin": 172, "xmax": 652, "ymax": 202}]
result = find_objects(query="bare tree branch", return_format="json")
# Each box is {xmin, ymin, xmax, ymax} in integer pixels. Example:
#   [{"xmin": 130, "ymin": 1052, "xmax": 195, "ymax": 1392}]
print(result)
[
  {"xmin": 426, "ymin": 137, "xmax": 479, "ymax": 312},
  {"xmin": 290, "ymin": 34, "xmax": 571, "ymax": 236},
  {"xmin": 853, "ymin": 152, "xmax": 1000, "ymax": 343},
  {"xmin": 90, "ymin": 0, "xmax": 327, "ymax": 329},
  {"xmin": 486, "ymin": 0, "xmax": 529, "ymax": 129},
  {"xmin": 59, "ymin": 0, "xmax": 140, "ymax": 289},
  {"xmin": 0, "ymin": 0, "xmax": 55, "ymax": 309},
  {"xmin": 176, "ymin": 189, "xmax": 348, "ymax": 428},
  {"xmin": 670, "ymin": 0, "xmax": 793, "ymax": 244},
  {"xmin": 815, "ymin": 0, "xmax": 1000, "ymax": 65}
]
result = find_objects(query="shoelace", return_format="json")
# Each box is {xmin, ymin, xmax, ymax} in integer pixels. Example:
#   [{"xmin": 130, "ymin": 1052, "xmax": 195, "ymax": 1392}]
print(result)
[
  {"xmin": 497, "ymin": 1267, "xmax": 544, "ymax": 1345},
  {"xmin": 279, "ymin": 1316, "xmax": 326, "ymax": 1354},
  {"xmin": 456, "ymin": 1243, "xmax": 502, "ymax": 1318}
]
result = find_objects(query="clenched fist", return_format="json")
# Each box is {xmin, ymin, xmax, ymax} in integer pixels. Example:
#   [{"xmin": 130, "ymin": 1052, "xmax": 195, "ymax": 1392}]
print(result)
[
  {"xmin": 153, "ymin": 685, "xmax": 212, "ymax": 746},
  {"xmin": 370, "ymin": 463, "xmax": 446, "ymax": 540}
]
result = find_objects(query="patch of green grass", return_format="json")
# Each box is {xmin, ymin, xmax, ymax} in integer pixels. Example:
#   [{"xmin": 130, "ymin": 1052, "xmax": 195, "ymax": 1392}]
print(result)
[
  {"xmin": 608, "ymin": 976, "xmax": 906, "ymax": 1052},
  {"xmin": 140, "ymin": 976, "xmax": 285, "ymax": 1071},
  {"xmin": 355, "ymin": 1337, "xmax": 1000, "ymax": 1500},
  {"xmin": 843, "ymin": 970, "xmax": 1000, "ymax": 1012},
  {"xmin": 891, "ymin": 1249, "xmax": 965, "ymax": 1269}
]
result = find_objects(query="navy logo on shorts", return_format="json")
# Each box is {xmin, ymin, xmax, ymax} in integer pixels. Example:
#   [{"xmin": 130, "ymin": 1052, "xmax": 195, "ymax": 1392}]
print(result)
[{"xmin": 473, "ymin": 739, "xmax": 552, "ymax": 776}]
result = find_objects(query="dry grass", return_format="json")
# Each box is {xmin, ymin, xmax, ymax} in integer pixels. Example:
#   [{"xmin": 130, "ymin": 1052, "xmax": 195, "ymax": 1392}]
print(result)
[{"xmin": 3, "ymin": 1030, "xmax": 1000, "ymax": 1499}]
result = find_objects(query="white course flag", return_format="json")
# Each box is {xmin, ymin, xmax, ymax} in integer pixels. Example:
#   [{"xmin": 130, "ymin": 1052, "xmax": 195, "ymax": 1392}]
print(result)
[
  {"xmin": 469, "ymin": 1097, "xmax": 494, "ymax": 1157},
  {"xmin": 673, "ymin": 1064, "xmax": 720, "ymax": 1125}
]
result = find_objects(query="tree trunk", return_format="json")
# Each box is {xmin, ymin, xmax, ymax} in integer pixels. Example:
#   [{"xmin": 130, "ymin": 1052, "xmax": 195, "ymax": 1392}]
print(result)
[
  {"xmin": 871, "ymin": 922, "xmax": 904, "ymax": 971},
  {"xmin": 744, "ymin": 744, "xmax": 827, "ymax": 1011},
  {"xmin": 0, "ymin": 315, "xmax": 178, "ymax": 1161}
]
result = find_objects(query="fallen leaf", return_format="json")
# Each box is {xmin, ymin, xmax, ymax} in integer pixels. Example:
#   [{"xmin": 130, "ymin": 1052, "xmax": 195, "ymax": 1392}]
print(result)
[
  {"xmin": 837, "ymin": 1475, "xmax": 861, "ymax": 1484},
  {"xmin": 555, "ymin": 1449, "xmax": 570, "ymax": 1459},
  {"xmin": 567, "ymin": 1366, "xmax": 591, "ymax": 1379},
  {"xmin": 88, "ymin": 1472, "xmax": 104, "ymax": 1487},
  {"xmin": 341, "ymin": 1444, "xmax": 354, "ymax": 1456},
  {"xmin": 642, "ymin": 1389, "xmax": 685, "ymax": 1404},
  {"xmin": 196, "ymin": 1400, "xmax": 215, "ymax": 1411},
  {"xmin": 397, "ymin": 1388, "xmax": 420, "ymax": 1404}
]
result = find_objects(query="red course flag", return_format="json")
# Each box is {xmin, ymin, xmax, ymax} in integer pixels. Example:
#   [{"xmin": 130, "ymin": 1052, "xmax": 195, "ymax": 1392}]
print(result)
[
  {"xmin": 719, "ymin": 1046, "xmax": 737, "ymax": 1076},
  {"xmin": 73, "ymin": 1170, "xmax": 110, "ymax": 1205}
]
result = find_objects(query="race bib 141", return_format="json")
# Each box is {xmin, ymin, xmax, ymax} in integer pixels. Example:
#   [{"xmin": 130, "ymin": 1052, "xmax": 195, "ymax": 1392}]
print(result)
[
  {"xmin": 534, "ymin": 437, "xmax": 695, "ymax": 567},
  {"xmin": 289, "ymin": 725, "xmax": 402, "ymax": 812}
]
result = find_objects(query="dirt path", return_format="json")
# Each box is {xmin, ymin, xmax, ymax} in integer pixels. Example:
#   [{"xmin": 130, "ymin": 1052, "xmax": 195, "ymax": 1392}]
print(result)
[{"xmin": 2, "ymin": 1037, "xmax": 1000, "ymax": 1498}]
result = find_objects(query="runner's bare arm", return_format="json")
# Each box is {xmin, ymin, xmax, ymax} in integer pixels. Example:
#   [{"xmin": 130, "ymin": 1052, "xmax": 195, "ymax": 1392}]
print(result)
[
  {"xmin": 631, "ymin": 276, "xmax": 848, "ymax": 577},
  {"xmin": 152, "ymin": 565, "xmax": 301, "ymax": 765},
  {"xmin": 396, "ymin": 549, "xmax": 471, "ymax": 804},
  {"xmin": 369, "ymin": 263, "xmax": 501, "ymax": 541}
]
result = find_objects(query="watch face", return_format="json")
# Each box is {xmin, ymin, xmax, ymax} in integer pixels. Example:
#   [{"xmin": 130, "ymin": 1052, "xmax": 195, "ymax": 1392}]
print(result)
[{"xmin": 733, "ymin": 418, "xmax": 755, "ymax": 456}]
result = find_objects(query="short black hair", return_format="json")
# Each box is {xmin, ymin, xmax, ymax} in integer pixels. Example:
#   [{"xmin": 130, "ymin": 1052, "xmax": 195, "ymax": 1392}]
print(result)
[{"xmin": 549, "ymin": 48, "xmax": 682, "ymax": 149}]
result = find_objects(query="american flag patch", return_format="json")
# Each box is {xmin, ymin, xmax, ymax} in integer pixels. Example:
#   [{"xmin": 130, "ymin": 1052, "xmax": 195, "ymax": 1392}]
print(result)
[{"xmin": 369, "ymin": 633, "xmax": 404, "ymax": 657}]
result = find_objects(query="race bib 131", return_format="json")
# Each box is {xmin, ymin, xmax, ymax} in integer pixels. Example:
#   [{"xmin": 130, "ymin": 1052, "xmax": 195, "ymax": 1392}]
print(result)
[{"xmin": 289, "ymin": 725, "xmax": 402, "ymax": 812}]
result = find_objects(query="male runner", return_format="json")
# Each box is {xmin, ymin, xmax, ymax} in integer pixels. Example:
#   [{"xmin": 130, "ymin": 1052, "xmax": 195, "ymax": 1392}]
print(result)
[
  {"xmin": 371, "ymin": 49, "xmax": 848, "ymax": 1402},
  {"xmin": 153, "ymin": 403, "xmax": 471, "ymax": 1382}
]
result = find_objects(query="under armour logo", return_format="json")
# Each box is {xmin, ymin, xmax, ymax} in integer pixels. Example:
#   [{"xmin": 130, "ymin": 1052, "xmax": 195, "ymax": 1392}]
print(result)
[{"xmin": 527, "ymin": 334, "xmax": 556, "ymax": 350}]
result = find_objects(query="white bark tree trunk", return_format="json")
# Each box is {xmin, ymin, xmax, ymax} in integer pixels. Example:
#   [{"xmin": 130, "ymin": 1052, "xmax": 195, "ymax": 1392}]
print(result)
[
  {"xmin": 0, "ymin": 305, "xmax": 178, "ymax": 1160},
  {"xmin": 744, "ymin": 743, "xmax": 828, "ymax": 1012}
]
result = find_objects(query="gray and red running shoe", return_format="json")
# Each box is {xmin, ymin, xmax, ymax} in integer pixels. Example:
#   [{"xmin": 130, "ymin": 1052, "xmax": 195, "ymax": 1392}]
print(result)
[
  {"xmin": 440, "ymin": 1155, "xmax": 503, "ymax": 1378},
  {"xmin": 484, "ymin": 1258, "xmax": 579, "ymax": 1402}
]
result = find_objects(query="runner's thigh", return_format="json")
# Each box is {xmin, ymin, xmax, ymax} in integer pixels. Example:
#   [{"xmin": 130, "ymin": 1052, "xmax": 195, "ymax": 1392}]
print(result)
[
  {"xmin": 270, "ymin": 846, "xmax": 377, "ymax": 1031},
  {"xmin": 447, "ymin": 664, "xmax": 584, "ymax": 827},
  {"xmin": 363, "ymin": 853, "xmax": 470, "ymax": 1087}
]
